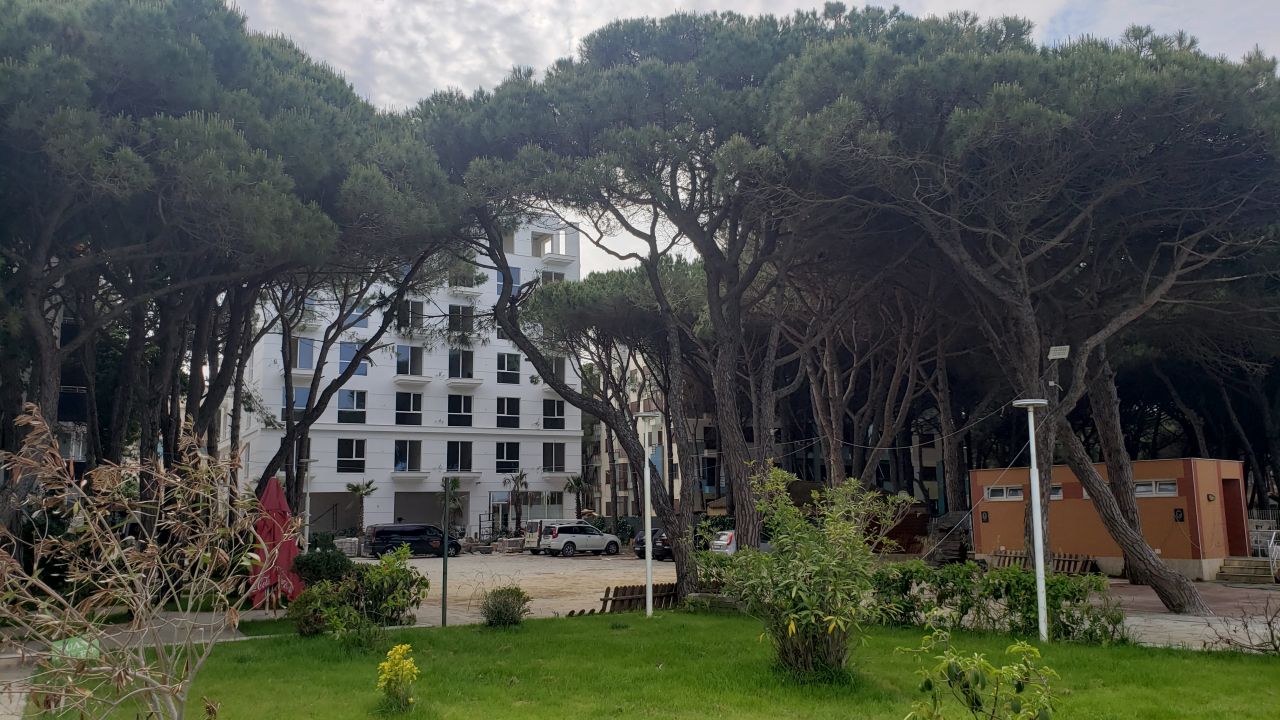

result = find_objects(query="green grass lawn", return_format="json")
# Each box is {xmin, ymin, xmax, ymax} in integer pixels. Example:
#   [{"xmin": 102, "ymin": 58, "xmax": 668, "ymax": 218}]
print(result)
[{"xmin": 170, "ymin": 612, "xmax": 1280, "ymax": 719}]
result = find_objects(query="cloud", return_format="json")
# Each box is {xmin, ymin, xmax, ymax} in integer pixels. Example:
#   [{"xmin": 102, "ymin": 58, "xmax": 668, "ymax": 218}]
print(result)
[{"xmin": 236, "ymin": 1, "xmax": 1279, "ymax": 109}]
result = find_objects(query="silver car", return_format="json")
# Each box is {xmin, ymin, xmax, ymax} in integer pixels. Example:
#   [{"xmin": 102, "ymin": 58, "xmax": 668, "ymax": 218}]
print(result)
[{"xmin": 709, "ymin": 530, "xmax": 772, "ymax": 555}]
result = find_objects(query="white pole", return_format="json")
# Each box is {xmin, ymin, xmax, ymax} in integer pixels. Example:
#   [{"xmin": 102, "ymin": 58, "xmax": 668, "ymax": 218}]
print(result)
[
  {"xmin": 643, "ymin": 437, "xmax": 654, "ymax": 618},
  {"xmin": 1023, "ymin": 405, "xmax": 1049, "ymax": 643}
]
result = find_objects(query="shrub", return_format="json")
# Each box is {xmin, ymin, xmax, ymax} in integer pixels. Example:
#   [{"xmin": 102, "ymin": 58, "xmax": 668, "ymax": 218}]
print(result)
[
  {"xmin": 288, "ymin": 546, "xmax": 429, "ymax": 638},
  {"xmin": 702, "ymin": 466, "xmax": 912, "ymax": 679},
  {"xmin": 309, "ymin": 532, "xmax": 338, "ymax": 552},
  {"xmin": 352, "ymin": 545, "xmax": 430, "ymax": 626},
  {"xmin": 902, "ymin": 624, "xmax": 1058, "ymax": 719},
  {"xmin": 287, "ymin": 580, "xmax": 343, "ymax": 637},
  {"xmin": 871, "ymin": 561, "xmax": 1125, "ymax": 644},
  {"xmin": 328, "ymin": 604, "xmax": 387, "ymax": 655},
  {"xmin": 480, "ymin": 585, "xmax": 532, "ymax": 627},
  {"xmin": 292, "ymin": 548, "xmax": 354, "ymax": 585},
  {"xmin": 376, "ymin": 644, "xmax": 420, "ymax": 712}
]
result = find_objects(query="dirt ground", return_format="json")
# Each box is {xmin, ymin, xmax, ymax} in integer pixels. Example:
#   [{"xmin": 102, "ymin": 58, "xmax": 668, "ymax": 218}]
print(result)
[{"xmin": 403, "ymin": 551, "xmax": 678, "ymax": 626}]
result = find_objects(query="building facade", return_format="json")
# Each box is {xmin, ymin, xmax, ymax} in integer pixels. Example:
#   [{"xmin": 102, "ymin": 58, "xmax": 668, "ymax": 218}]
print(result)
[
  {"xmin": 970, "ymin": 458, "xmax": 1249, "ymax": 580},
  {"xmin": 233, "ymin": 220, "xmax": 583, "ymax": 539}
]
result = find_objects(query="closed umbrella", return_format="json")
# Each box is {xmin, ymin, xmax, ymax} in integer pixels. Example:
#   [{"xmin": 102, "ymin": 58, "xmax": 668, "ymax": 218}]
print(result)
[{"xmin": 250, "ymin": 476, "xmax": 303, "ymax": 608}]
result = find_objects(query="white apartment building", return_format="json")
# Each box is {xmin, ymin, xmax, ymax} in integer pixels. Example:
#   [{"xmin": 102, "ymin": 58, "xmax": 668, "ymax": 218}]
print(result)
[{"xmin": 233, "ymin": 220, "xmax": 583, "ymax": 538}]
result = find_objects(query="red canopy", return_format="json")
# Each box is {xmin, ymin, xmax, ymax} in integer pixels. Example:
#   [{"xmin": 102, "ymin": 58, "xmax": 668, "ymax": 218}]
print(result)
[{"xmin": 250, "ymin": 476, "xmax": 304, "ymax": 608}]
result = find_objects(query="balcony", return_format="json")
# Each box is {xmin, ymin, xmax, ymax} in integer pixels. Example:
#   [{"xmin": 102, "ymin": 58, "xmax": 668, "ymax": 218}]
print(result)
[
  {"xmin": 390, "ymin": 469, "xmax": 431, "ymax": 481},
  {"xmin": 544, "ymin": 382, "xmax": 575, "ymax": 395},
  {"xmin": 540, "ymin": 253, "xmax": 574, "ymax": 267},
  {"xmin": 447, "ymin": 376, "xmax": 483, "ymax": 388},
  {"xmin": 447, "ymin": 284, "xmax": 483, "ymax": 299},
  {"xmin": 393, "ymin": 373, "xmax": 431, "ymax": 386}
]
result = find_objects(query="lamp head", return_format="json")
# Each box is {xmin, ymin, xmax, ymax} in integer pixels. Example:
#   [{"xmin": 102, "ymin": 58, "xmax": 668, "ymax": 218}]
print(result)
[{"xmin": 1012, "ymin": 399, "xmax": 1049, "ymax": 409}]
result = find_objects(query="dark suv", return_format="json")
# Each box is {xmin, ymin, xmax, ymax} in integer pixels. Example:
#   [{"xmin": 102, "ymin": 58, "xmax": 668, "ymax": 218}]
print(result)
[
  {"xmin": 634, "ymin": 528, "xmax": 673, "ymax": 561},
  {"xmin": 365, "ymin": 523, "xmax": 461, "ymax": 558}
]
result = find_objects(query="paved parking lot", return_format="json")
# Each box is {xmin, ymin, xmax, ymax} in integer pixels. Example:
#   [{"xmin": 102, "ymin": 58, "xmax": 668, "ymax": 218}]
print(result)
[{"xmin": 404, "ymin": 551, "xmax": 678, "ymax": 626}]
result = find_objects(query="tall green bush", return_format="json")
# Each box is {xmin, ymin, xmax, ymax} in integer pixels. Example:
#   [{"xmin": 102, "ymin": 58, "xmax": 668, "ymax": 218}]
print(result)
[
  {"xmin": 702, "ymin": 467, "xmax": 912, "ymax": 678},
  {"xmin": 292, "ymin": 549, "xmax": 354, "ymax": 585}
]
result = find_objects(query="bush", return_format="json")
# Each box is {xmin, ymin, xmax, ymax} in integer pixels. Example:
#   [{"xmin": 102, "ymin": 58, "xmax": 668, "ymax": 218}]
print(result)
[
  {"xmin": 902, "ymin": 624, "xmax": 1058, "ymax": 719},
  {"xmin": 288, "ymin": 580, "xmax": 344, "ymax": 637},
  {"xmin": 701, "ymin": 467, "xmax": 912, "ymax": 679},
  {"xmin": 872, "ymin": 561, "xmax": 1125, "ymax": 644},
  {"xmin": 480, "ymin": 585, "xmax": 532, "ymax": 627},
  {"xmin": 292, "ymin": 548, "xmax": 354, "ymax": 585},
  {"xmin": 309, "ymin": 532, "xmax": 337, "ymax": 552},
  {"xmin": 327, "ymin": 604, "xmax": 387, "ymax": 654},
  {"xmin": 288, "ymin": 546, "xmax": 429, "ymax": 638},
  {"xmin": 351, "ymin": 545, "xmax": 430, "ymax": 626}
]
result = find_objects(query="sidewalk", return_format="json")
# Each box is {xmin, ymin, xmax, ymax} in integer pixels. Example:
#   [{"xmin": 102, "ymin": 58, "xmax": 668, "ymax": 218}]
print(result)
[{"xmin": 1109, "ymin": 579, "xmax": 1279, "ymax": 648}]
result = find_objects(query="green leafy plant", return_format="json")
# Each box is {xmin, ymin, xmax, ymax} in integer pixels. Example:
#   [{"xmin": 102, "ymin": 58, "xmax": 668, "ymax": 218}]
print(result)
[
  {"xmin": 287, "ymin": 580, "xmax": 344, "ymax": 637},
  {"xmin": 701, "ymin": 466, "xmax": 912, "ymax": 678},
  {"xmin": 354, "ymin": 545, "xmax": 430, "ymax": 626},
  {"xmin": 871, "ymin": 562, "xmax": 1124, "ymax": 644},
  {"xmin": 327, "ymin": 605, "xmax": 387, "ymax": 655},
  {"xmin": 902, "ymin": 625, "xmax": 1058, "ymax": 719},
  {"xmin": 480, "ymin": 585, "xmax": 533, "ymax": 627},
  {"xmin": 292, "ymin": 549, "xmax": 355, "ymax": 585},
  {"xmin": 376, "ymin": 644, "xmax": 420, "ymax": 712}
]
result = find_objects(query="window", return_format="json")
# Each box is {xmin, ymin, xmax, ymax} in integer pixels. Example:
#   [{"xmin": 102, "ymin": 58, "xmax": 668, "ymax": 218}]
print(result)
[
  {"xmin": 449, "ymin": 264, "xmax": 477, "ymax": 287},
  {"xmin": 496, "ymin": 324, "xmax": 510, "ymax": 341},
  {"xmin": 394, "ymin": 440, "xmax": 422, "ymax": 472},
  {"xmin": 448, "ymin": 349, "xmax": 474, "ymax": 379},
  {"xmin": 337, "ymin": 439, "xmax": 365, "ymax": 473},
  {"xmin": 448, "ymin": 394, "xmax": 473, "ymax": 427},
  {"xmin": 339, "ymin": 342, "xmax": 367, "ymax": 376},
  {"xmin": 532, "ymin": 231, "xmax": 555, "ymax": 257},
  {"xmin": 542, "ymin": 442, "xmax": 566, "ymax": 472},
  {"xmin": 496, "ymin": 266, "xmax": 521, "ymax": 296},
  {"xmin": 543, "ymin": 399, "xmax": 565, "ymax": 430},
  {"xmin": 547, "ymin": 356, "xmax": 566, "ymax": 383},
  {"xmin": 280, "ymin": 387, "xmax": 310, "ymax": 421},
  {"xmin": 447, "ymin": 441, "xmax": 472, "ymax": 472},
  {"xmin": 541, "ymin": 270, "xmax": 565, "ymax": 284},
  {"xmin": 502, "ymin": 232, "xmax": 516, "ymax": 255},
  {"xmin": 1135, "ymin": 480, "xmax": 1179, "ymax": 497},
  {"xmin": 290, "ymin": 337, "xmax": 315, "ymax": 370},
  {"xmin": 398, "ymin": 300, "xmax": 427, "ymax": 330},
  {"xmin": 396, "ymin": 345, "xmax": 424, "ymax": 376},
  {"xmin": 497, "ymin": 442, "xmax": 520, "ymax": 474},
  {"xmin": 395, "ymin": 392, "xmax": 423, "ymax": 425},
  {"xmin": 985, "ymin": 485, "xmax": 1024, "ymax": 502},
  {"xmin": 337, "ymin": 390, "xmax": 366, "ymax": 423},
  {"xmin": 448, "ymin": 304, "xmax": 474, "ymax": 333},
  {"xmin": 497, "ymin": 397, "xmax": 520, "ymax": 428},
  {"xmin": 497, "ymin": 353, "xmax": 521, "ymax": 384},
  {"xmin": 346, "ymin": 306, "xmax": 370, "ymax": 329},
  {"xmin": 1050, "ymin": 484, "xmax": 1064, "ymax": 500}
]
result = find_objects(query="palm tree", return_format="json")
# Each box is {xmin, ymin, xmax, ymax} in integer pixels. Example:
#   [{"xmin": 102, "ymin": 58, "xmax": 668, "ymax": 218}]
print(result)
[
  {"xmin": 345, "ymin": 480, "xmax": 376, "ymax": 536},
  {"xmin": 502, "ymin": 470, "xmax": 529, "ymax": 536},
  {"xmin": 563, "ymin": 474, "xmax": 589, "ymax": 518},
  {"xmin": 441, "ymin": 476, "xmax": 464, "ymax": 533}
]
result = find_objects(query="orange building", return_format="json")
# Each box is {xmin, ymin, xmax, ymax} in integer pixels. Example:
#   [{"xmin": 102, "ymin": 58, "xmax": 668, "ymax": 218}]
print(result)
[{"xmin": 970, "ymin": 459, "xmax": 1249, "ymax": 580}]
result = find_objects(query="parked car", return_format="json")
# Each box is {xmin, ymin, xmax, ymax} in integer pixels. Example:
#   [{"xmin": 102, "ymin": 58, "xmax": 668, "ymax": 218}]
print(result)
[
  {"xmin": 540, "ymin": 522, "xmax": 621, "ymax": 557},
  {"xmin": 708, "ymin": 529, "xmax": 772, "ymax": 555},
  {"xmin": 523, "ymin": 519, "xmax": 581, "ymax": 554},
  {"xmin": 634, "ymin": 527, "xmax": 674, "ymax": 561},
  {"xmin": 365, "ymin": 523, "xmax": 461, "ymax": 558}
]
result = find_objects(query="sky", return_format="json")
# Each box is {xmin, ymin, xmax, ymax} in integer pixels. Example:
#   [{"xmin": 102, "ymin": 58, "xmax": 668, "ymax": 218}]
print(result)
[{"xmin": 234, "ymin": 0, "xmax": 1280, "ymax": 273}]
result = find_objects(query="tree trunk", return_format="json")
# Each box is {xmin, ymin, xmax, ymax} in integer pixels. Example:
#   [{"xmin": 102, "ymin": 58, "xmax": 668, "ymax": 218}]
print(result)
[
  {"xmin": 710, "ymin": 343, "xmax": 762, "ymax": 548},
  {"xmin": 1061, "ymin": 430, "xmax": 1209, "ymax": 614},
  {"xmin": 934, "ymin": 359, "xmax": 968, "ymax": 512},
  {"xmin": 1088, "ymin": 352, "xmax": 1150, "ymax": 585}
]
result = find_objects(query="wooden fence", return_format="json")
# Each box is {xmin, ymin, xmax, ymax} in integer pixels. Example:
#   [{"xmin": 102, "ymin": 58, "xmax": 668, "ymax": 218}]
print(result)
[
  {"xmin": 989, "ymin": 551, "xmax": 1094, "ymax": 575},
  {"xmin": 566, "ymin": 583, "xmax": 679, "ymax": 617}
]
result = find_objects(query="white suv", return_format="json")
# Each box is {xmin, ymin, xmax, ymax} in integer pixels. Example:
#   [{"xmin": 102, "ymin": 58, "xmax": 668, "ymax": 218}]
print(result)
[{"xmin": 541, "ymin": 523, "xmax": 621, "ymax": 557}]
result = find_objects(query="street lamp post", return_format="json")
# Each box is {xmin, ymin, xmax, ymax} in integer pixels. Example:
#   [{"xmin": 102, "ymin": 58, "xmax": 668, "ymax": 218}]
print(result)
[
  {"xmin": 1012, "ymin": 398, "xmax": 1050, "ymax": 642},
  {"xmin": 635, "ymin": 410, "xmax": 662, "ymax": 618}
]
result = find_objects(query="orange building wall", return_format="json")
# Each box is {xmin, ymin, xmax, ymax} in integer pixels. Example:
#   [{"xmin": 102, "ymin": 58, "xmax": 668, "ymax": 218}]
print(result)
[{"xmin": 970, "ymin": 459, "xmax": 1245, "ymax": 563}]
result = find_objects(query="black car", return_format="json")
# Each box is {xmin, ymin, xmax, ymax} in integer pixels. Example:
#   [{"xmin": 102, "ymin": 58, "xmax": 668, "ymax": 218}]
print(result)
[
  {"xmin": 633, "ymin": 528, "xmax": 674, "ymax": 561},
  {"xmin": 365, "ymin": 523, "xmax": 461, "ymax": 558}
]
